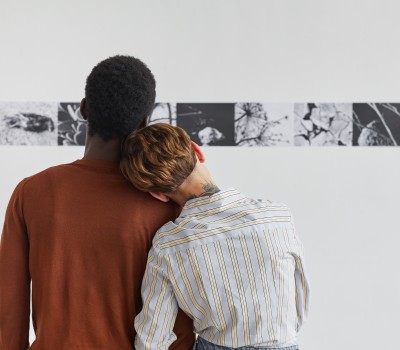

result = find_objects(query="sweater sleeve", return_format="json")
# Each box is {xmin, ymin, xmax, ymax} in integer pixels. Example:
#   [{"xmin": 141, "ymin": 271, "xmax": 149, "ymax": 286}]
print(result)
[{"xmin": 0, "ymin": 179, "xmax": 31, "ymax": 350}]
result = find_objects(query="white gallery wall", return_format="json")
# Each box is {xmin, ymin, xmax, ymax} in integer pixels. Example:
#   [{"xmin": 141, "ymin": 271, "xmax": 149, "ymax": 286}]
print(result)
[{"xmin": 1, "ymin": 0, "xmax": 400, "ymax": 349}]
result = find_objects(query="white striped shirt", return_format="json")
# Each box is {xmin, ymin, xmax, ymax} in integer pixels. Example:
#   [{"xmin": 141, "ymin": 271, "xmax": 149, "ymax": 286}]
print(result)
[{"xmin": 134, "ymin": 188, "xmax": 309, "ymax": 350}]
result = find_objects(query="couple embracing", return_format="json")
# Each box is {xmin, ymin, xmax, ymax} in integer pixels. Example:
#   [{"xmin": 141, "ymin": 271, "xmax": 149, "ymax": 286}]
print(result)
[{"xmin": 0, "ymin": 55, "xmax": 309, "ymax": 350}]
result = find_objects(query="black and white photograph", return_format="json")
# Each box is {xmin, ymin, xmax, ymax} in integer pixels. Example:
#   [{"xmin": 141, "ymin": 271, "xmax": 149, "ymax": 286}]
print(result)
[
  {"xmin": 176, "ymin": 103, "xmax": 235, "ymax": 146},
  {"xmin": 352, "ymin": 103, "xmax": 400, "ymax": 146},
  {"xmin": 0, "ymin": 102, "xmax": 57, "ymax": 145},
  {"xmin": 57, "ymin": 102, "xmax": 87, "ymax": 146},
  {"xmin": 234, "ymin": 103, "xmax": 294, "ymax": 146},
  {"xmin": 148, "ymin": 103, "xmax": 177, "ymax": 126},
  {"xmin": 294, "ymin": 103, "xmax": 353, "ymax": 146}
]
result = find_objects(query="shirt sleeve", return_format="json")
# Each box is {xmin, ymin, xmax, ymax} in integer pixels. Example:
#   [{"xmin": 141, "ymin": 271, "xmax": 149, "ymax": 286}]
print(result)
[
  {"xmin": 134, "ymin": 247, "xmax": 181, "ymax": 350},
  {"xmin": 289, "ymin": 209, "xmax": 310, "ymax": 331},
  {"xmin": 0, "ymin": 179, "xmax": 31, "ymax": 350},
  {"xmin": 169, "ymin": 309, "xmax": 195, "ymax": 350}
]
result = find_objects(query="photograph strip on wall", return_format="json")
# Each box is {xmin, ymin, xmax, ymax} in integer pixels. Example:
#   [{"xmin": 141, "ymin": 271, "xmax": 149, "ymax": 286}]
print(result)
[{"xmin": 0, "ymin": 102, "xmax": 399, "ymax": 146}]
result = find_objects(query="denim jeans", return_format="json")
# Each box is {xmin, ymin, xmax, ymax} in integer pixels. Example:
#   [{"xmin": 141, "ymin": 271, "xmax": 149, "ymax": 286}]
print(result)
[{"xmin": 195, "ymin": 337, "xmax": 299, "ymax": 350}]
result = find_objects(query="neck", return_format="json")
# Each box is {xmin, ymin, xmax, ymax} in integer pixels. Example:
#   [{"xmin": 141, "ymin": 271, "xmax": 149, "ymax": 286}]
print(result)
[
  {"xmin": 82, "ymin": 133, "xmax": 121, "ymax": 162},
  {"xmin": 169, "ymin": 172, "xmax": 220, "ymax": 207}
]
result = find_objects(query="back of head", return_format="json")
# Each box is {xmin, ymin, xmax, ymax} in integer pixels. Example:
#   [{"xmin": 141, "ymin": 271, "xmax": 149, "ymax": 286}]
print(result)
[
  {"xmin": 85, "ymin": 55, "xmax": 156, "ymax": 141},
  {"xmin": 120, "ymin": 123, "xmax": 197, "ymax": 193}
]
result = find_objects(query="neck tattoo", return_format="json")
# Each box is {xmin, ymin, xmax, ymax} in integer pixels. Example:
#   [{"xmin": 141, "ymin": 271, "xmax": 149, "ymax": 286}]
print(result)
[{"xmin": 187, "ymin": 183, "xmax": 220, "ymax": 201}]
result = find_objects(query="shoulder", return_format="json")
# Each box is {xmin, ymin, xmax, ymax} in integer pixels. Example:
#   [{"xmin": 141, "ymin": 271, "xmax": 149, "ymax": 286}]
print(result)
[
  {"xmin": 266, "ymin": 200, "xmax": 290, "ymax": 211},
  {"xmin": 10, "ymin": 162, "xmax": 76, "ymax": 198},
  {"xmin": 249, "ymin": 197, "xmax": 295, "ymax": 227},
  {"xmin": 251, "ymin": 197, "xmax": 291, "ymax": 213},
  {"xmin": 152, "ymin": 221, "xmax": 178, "ymax": 246},
  {"xmin": 157, "ymin": 220, "xmax": 177, "ymax": 233},
  {"xmin": 151, "ymin": 216, "xmax": 198, "ymax": 254},
  {"xmin": 6, "ymin": 164, "xmax": 64, "ymax": 210},
  {"xmin": 21, "ymin": 162, "xmax": 74, "ymax": 184}
]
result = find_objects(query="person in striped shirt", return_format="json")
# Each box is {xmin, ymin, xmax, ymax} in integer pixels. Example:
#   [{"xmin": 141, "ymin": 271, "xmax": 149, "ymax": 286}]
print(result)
[{"xmin": 120, "ymin": 123, "xmax": 310, "ymax": 350}]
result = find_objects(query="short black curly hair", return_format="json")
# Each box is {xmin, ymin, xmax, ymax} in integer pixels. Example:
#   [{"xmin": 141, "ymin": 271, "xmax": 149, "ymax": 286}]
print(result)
[{"xmin": 84, "ymin": 55, "xmax": 156, "ymax": 140}]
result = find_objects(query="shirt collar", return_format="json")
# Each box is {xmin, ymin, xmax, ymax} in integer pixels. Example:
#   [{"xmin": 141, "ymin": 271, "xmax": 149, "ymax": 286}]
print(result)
[{"xmin": 180, "ymin": 187, "xmax": 247, "ymax": 217}]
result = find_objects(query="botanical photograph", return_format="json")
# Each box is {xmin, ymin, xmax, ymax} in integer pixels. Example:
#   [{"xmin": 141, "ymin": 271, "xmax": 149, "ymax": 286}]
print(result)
[
  {"xmin": 234, "ymin": 103, "xmax": 294, "ymax": 146},
  {"xmin": 353, "ymin": 103, "xmax": 400, "ymax": 146},
  {"xmin": 57, "ymin": 102, "xmax": 87, "ymax": 146},
  {"xmin": 294, "ymin": 103, "xmax": 353, "ymax": 146}
]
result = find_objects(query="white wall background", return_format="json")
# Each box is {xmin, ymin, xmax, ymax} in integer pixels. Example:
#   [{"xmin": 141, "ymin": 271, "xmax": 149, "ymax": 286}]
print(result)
[{"xmin": 1, "ymin": 0, "xmax": 400, "ymax": 349}]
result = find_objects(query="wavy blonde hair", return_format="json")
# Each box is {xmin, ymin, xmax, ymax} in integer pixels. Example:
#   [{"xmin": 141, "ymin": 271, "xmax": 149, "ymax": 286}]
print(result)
[{"xmin": 120, "ymin": 123, "xmax": 197, "ymax": 193}]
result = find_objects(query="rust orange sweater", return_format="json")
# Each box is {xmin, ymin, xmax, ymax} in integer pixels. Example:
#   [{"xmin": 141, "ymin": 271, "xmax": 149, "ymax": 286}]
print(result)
[{"xmin": 0, "ymin": 159, "xmax": 195, "ymax": 350}]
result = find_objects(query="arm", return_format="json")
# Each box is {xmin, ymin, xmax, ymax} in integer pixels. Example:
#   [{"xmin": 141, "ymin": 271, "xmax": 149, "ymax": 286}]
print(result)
[
  {"xmin": 293, "ymin": 233, "xmax": 310, "ymax": 329},
  {"xmin": 0, "ymin": 180, "xmax": 31, "ymax": 349},
  {"xmin": 135, "ymin": 247, "xmax": 190, "ymax": 350},
  {"xmin": 169, "ymin": 309, "xmax": 195, "ymax": 350},
  {"xmin": 141, "ymin": 203, "xmax": 194, "ymax": 350},
  {"xmin": 289, "ymin": 211, "xmax": 310, "ymax": 330}
]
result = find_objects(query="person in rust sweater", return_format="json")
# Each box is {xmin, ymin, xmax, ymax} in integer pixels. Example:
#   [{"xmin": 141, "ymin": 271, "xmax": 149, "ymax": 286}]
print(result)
[{"xmin": 0, "ymin": 56, "xmax": 195, "ymax": 350}]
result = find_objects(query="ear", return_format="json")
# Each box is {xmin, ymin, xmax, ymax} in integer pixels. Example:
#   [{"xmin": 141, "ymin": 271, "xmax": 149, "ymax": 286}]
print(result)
[
  {"xmin": 80, "ymin": 98, "xmax": 88, "ymax": 120},
  {"xmin": 149, "ymin": 192, "xmax": 170, "ymax": 202},
  {"xmin": 191, "ymin": 141, "xmax": 205, "ymax": 163}
]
